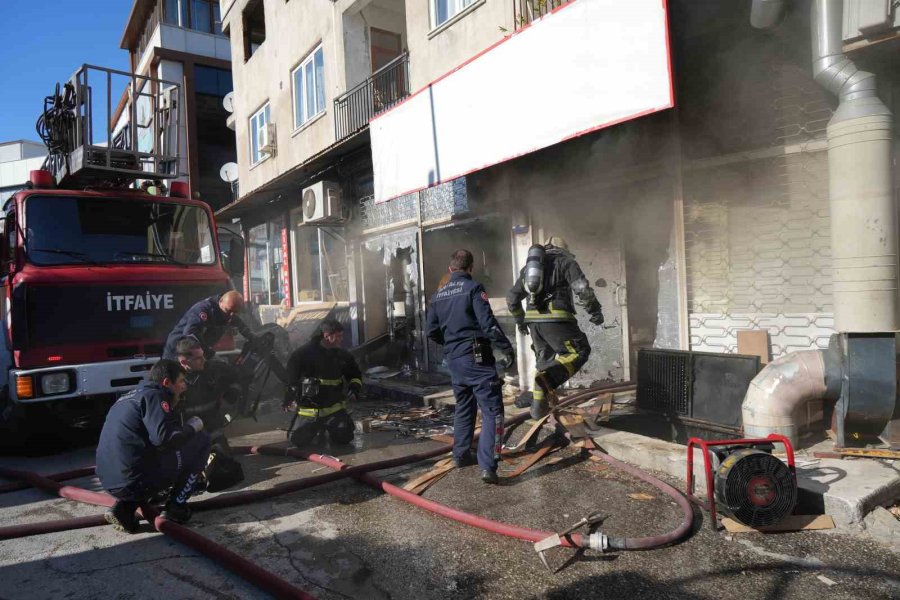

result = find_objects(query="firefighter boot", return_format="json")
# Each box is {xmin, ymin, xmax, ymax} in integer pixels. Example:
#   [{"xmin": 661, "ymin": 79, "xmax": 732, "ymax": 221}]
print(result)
[
  {"xmin": 161, "ymin": 500, "xmax": 192, "ymax": 524},
  {"xmin": 530, "ymin": 375, "xmax": 551, "ymax": 420},
  {"xmin": 105, "ymin": 500, "xmax": 140, "ymax": 534}
]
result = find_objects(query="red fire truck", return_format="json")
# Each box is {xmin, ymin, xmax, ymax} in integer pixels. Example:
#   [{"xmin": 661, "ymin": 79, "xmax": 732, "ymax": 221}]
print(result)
[{"xmin": 0, "ymin": 65, "xmax": 244, "ymax": 440}]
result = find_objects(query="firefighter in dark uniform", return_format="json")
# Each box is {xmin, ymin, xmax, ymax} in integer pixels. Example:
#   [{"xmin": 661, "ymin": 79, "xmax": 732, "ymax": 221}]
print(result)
[
  {"xmin": 283, "ymin": 319, "xmax": 363, "ymax": 447},
  {"xmin": 96, "ymin": 359, "xmax": 211, "ymax": 532},
  {"xmin": 163, "ymin": 291, "xmax": 255, "ymax": 360},
  {"xmin": 426, "ymin": 249, "xmax": 515, "ymax": 484},
  {"xmin": 507, "ymin": 237, "xmax": 604, "ymax": 419}
]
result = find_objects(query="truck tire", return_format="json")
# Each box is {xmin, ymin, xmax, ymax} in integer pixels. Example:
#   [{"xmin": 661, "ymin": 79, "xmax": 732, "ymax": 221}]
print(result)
[{"xmin": 0, "ymin": 391, "xmax": 30, "ymax": 450}]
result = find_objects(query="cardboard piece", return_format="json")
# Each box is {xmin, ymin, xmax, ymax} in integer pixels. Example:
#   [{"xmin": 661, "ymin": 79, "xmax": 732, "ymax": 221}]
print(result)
[
  {"xmin": 737, "ymin": 329, "xmax": 771, "ymax": 365},
  {"xmin": 721, "ymin": 514, "xmax": 835, "ymax": 533}
]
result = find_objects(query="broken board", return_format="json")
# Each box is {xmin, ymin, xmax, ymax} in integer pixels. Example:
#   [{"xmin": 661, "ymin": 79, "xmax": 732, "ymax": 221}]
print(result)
[
  {"xmin": 721, "ymin": 515, "xmax": 835, "ymax": 533},
  {"xmin": 737, "ymin": 329, "xmax": 771, "ymax": 365}
]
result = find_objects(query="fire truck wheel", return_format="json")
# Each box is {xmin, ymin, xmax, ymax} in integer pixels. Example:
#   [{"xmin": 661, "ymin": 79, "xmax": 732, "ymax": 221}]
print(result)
[{"xmin": 0, "ymin": 393, "xmax": 29, "ymax": 449}]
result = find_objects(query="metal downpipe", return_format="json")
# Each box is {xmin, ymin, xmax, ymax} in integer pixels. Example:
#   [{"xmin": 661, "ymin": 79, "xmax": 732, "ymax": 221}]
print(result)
[
  {"xmin": 812, "ymin": 0, "xmax": 897, "ymax": 332},
  {"xmin": 750, "ymin": 0, "xmax": 787, "ymax": 29},
  {"xmin": 742, "ymin": 0, "xmax": 896, "ymax": 440}
]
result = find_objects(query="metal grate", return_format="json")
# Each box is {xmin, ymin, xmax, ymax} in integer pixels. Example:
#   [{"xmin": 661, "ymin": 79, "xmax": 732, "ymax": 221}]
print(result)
[{"xmin": 637, "ymin": 349, "xmax": 691, "ymax": 416}]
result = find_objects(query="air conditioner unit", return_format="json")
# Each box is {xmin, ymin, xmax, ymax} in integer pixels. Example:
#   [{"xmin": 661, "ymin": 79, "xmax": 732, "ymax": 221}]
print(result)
[
  {"xmin": 301, "ymin": 181, "xmax": 345, "ymax": 224},
  {"xmin": 259, "ymin": 122, "xmax": 276, "ymax": 156}
]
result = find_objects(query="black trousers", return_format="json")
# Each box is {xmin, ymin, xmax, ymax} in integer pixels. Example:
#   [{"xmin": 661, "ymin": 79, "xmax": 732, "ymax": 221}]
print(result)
[
  {"xmin": 109, "ymin": 431, "xmax": 212, "ymax": 503},
  {"xmin": 289, "ymin": 408, "xmax": 355, "ymax": 446},
  {"xmin": 528, "ymin": 320, "xmax": 592, "ymax": 400}
]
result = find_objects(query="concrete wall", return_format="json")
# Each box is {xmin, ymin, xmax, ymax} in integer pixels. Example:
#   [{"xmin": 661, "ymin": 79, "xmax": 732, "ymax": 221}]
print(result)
[
  {"xmin": 224, "ymin": 0, "xmax": 348, "ymax": 201},
  {"xmin": 404, "ymin": 0, "xmax": 513, "ymax": 90},
  {"xmin": 674, "ymin": 0, "xmax": 837, "ymax": 359}
]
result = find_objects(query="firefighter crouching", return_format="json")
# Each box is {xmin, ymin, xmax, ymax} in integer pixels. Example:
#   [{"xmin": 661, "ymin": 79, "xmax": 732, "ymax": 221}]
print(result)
[
  {"xmin": 96, "ymin": 360, "xmax": 211, "ymax": 532},
  {"xmin": 163, "ymin": 290, "xmax": 256, "ymax": 360},
  {"xmin": 283, "ymin": 319, "xmax": 363, "ymax": 447},
  {"xmin": 175, "ymin": 337, "xmax": 245, "ymax": 492},
  {"xmin": 507, "ymin": 237, "xmax": 605, "ymax": 419}
]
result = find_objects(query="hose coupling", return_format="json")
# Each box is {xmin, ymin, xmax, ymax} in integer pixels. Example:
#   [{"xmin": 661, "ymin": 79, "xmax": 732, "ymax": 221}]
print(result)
[{"xmin": 587, "ymin": 530, "xmax": 609, "ymax": 552}]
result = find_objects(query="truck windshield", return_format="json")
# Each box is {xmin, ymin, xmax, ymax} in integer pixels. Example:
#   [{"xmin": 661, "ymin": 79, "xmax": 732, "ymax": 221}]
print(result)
[{"xmin": 25, "ymin": 196, "xmax": 216, "ymax": 266}]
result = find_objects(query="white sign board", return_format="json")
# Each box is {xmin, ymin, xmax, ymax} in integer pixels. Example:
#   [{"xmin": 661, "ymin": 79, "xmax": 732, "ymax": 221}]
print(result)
[{"xmin": 371, "ymin": 0, "xmax": 673, "ymax": 203}]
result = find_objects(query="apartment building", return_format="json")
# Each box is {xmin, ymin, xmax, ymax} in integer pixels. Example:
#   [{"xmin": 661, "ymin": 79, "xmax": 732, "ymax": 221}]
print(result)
[
  {"xmin": 219, "ymin": 0, "xmax": 900, "ymax": 392},
  {"xmin": 119, "ymin": 0, "xmax": 237, "ymax": 212}
]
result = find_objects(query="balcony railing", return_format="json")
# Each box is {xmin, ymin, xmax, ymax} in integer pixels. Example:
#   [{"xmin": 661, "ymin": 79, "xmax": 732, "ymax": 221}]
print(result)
[
  {"xmin": 334, "ymin": 53, "xmax": 410, "ymax": 142},
  {"xmin": 514, "ymin": 0, "xmax": 570, "ymax": 29}
]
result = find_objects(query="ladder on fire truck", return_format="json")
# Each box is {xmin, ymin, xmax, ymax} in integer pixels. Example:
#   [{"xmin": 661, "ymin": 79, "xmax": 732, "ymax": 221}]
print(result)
[{"xmin": 35, "ymin": 64, "xmax": 183, "ymax": 189}]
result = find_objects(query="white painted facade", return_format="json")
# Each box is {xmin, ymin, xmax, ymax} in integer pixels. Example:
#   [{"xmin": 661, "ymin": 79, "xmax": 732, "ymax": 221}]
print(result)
[
  {"xmin": 0, "ymin": 141, "xmax": 47, "ymax": 203},
  {"xmin": 370, "ymin": 0, "xmax": 673, "ymax": 202}
]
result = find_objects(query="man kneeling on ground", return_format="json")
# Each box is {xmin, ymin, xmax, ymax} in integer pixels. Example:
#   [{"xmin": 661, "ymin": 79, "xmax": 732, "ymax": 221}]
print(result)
[
  {"xmin": 96, "ymin": 359, "xmax": 211, "ymax": 532},
  {"xmin": 283, "ymin": 319, "xmax": 362, "ymax": 447}
]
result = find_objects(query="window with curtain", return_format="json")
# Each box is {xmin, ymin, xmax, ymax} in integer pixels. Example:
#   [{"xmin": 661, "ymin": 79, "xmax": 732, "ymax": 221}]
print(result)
[{"xmin": 292, "ymin": 46, "xmax": 326, "ymax": 129}]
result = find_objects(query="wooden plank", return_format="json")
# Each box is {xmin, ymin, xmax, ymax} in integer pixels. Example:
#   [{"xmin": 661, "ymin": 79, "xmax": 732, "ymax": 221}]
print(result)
[
  {"xmin": 721, "ymin": 515, "xmax": 835, "ymax": 533},
  {"xmin": 737, "ymin": 329, "xmax": 771, "ymax": 365}
]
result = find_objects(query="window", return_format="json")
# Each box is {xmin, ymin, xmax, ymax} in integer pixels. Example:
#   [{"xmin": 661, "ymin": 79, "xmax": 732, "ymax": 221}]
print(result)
[
  {"xmin": 195, "ymin": 65, "xmax": 233, "ymax": 97},
  {"xmin": 247, "ymin": 220, "xmax": 285, "ymax": 306},
  {"xmin": 165, "ymin": 0, "xmax": 221, "ymax": 34},
  {"xmin": 292, "ymin": 46, "xmax": 325, "ymax": 129},
  {"xmin": 249, "ymin": 103, "xmax": 271, "ymax": 165},
  {"xmin": 243, "ymin": 0, "xmax": 266, "ymax": 60},
  {"xmin": 25, "ymin": 196, "xmax": 215, "ymax": 266},
  {"xmin": 290, "ymin": 210, "xmax": 349, "ymax": 303},
  {"xmin": 191, "ymin": 0, "xmax": 212, "ymax": 32},
  {"xmin": 164, "ymin": 0, "xmax": 188, "ymax": 26},
  {"xmin": 432, "ymin": 0, "xmax": 475, "ymax": 27}
]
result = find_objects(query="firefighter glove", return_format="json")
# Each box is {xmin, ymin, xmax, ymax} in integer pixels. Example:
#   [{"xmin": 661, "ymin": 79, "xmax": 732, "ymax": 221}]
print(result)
[
  {"xmin": 589, "ymin": 309, "xmax": 605, "ymax": 327},
  {"xmin": 517, "ymin": 322, "xmax": 529, "ymax": 336},
  {"xmin": 186, "ymin": 416, "xmax": 205, "ymax": 433},
  {"xmin": 498, "ymin": 348, "xmax": 516, "ymax": 370}
]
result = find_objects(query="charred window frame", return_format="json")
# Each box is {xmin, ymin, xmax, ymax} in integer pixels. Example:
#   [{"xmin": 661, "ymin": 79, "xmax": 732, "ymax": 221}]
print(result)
[{"xmin": 243, "ymin": 0, "xmax": 267, "ymax": 60}]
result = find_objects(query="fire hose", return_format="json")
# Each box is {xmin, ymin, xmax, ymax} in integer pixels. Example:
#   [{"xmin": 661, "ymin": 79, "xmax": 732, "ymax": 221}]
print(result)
[
  {"xmin": 237, "ymin": 382, "xmax": 694, "ymax": 555},
  {"xmin": 0, "ymin": 381, "xmax": 693, "ymax": 595},
  {"xmin": 0, "ymin": 466, "xmax": 314, "ymax": 600}
]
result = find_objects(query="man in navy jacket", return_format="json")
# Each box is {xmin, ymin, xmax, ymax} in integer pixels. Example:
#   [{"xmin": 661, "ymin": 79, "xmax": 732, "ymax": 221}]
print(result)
[
  {"xmin": 96, "ymin": 359, "xmax": 211, "ymax": 531},
  {"xmin": 426, "ymin": 250, "xmax": 515, "ymax": 484}
]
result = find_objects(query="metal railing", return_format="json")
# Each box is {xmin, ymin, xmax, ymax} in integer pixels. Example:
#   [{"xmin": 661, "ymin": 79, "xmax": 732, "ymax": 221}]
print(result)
[
  {"xmin": 334, "ymin": 53, "xmax": 409, "ymax": 142},
  {"xmin": 514, "ymin": 0, "xmax": 570, "ymax": 29}
]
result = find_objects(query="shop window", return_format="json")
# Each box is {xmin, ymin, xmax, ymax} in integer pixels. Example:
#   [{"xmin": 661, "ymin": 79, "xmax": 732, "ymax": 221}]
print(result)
[
  {"xmin": 248, "ymin": 220, "xmax": 285, "ymax": 306},
  {"xmin": 291, "ymin": 210, "xmax": 349, "ymax": 303}
]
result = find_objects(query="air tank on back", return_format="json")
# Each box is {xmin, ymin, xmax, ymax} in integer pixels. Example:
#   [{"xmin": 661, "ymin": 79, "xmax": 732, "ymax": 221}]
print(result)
[{"xmin": 524, "ymin": 244, "xmax": 546, "ymax": 304}]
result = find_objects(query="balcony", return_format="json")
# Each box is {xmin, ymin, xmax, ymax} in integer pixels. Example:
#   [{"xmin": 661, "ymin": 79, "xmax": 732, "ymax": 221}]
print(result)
[
  {"xmin": 514, "ymin": 0, "xmax": 571, "ymax": 29},
  {"xmin": 334, "ymin": 53, "xmax": 410, "ymax": 142}
]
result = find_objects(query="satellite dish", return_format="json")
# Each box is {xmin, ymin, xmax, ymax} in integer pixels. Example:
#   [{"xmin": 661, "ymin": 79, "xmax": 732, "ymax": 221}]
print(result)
[
  {"xmin": 222, "ymin": 92, "xmax": 235, "ymax": 113},
  {"xmin": 219, "ymin": 162, "xmax": 239, "ymax": 183},
  {"xmin": 303, "ymin": 188, "xmax": 317, "ymax": 220}
]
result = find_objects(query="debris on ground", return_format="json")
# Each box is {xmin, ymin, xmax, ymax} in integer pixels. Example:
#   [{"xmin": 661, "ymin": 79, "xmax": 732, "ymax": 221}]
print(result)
[{"xmin": 354, "ymin": 402, "xmax": 455, "ymax": 438}]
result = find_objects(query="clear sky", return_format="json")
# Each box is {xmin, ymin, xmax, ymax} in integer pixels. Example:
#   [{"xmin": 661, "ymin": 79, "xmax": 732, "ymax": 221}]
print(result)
[{"xmin": 0, "ymin": 0, "xmax": 132, "ymax": 143}]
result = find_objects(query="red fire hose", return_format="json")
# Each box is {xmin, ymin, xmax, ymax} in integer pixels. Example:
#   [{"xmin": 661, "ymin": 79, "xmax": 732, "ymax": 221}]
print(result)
[
  {"xmin": 0, "ymin": 466, "xmax": 95, "ymax": 494},
  {"xmin": 0, "ymin": 467, "xmax": 315, "ymax": 600},
  {"xmin": 0, "ymin": 380, "xmax": 688, "ymax": 596}
]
